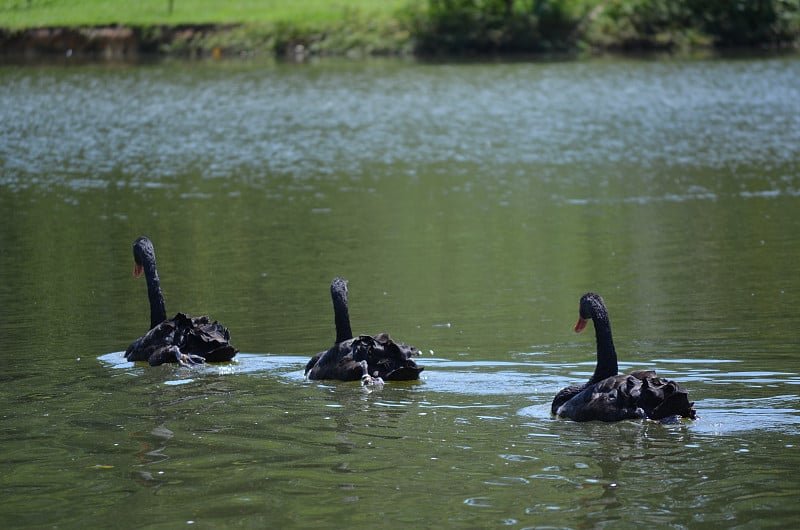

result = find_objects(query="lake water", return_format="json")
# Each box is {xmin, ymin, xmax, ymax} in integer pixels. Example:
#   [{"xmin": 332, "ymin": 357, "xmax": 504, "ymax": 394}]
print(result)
[{"xmin": 1, "ymin": 54, "xmax": 799, "ymax": 528}]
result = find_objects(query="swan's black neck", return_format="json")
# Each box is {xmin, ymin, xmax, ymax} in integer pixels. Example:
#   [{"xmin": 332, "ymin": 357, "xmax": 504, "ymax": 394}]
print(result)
[
  {"xmin": 135, "ymin": 237, "xmax": 167, "ymax": 330},
  {"xmin": 331, "ymin": 277, "xmax": 353, "ymax": 344},
  {"xmin": 586, "ymin": 294, "xmax": 618, "ymax": 383},
  {"xmin": 144, "ymin": 262, "xmax": 167, "ymax": 330}
]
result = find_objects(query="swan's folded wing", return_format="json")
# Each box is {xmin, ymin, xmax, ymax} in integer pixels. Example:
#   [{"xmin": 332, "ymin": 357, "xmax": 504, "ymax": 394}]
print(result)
[
  {"xmin": 124, "ymin": 319, "xmax": 179, "ymax": 363},
  {"xmin": 182, "ymin": 315, "xmax": 237, "ymax": 362},
  {"xmin": 641, "ymin": 378, "xmax": 696, "ymax": 420}
]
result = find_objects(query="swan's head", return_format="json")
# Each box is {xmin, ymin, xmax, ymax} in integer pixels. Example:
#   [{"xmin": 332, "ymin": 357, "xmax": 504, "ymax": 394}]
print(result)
[
  {"xmin": 575, "ymin": 292, "xmax": 607, "ymax": 333},
  {"xmin": 331, "ymin": 277, "xmax": 348, "ymax": 297},
  {"xmin": 132, "ymin": 236, "xmax": 156, "ymax": 277}
]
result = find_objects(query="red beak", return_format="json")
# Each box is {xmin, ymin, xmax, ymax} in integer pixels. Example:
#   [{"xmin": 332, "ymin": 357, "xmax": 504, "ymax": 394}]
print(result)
[
  {"xmin": 133, "ymin": 263, "xmax": 143, "ymax": 278},
  {"xmin": 574, "ymin": 317, "xmax": 587, "ymax": 333}
]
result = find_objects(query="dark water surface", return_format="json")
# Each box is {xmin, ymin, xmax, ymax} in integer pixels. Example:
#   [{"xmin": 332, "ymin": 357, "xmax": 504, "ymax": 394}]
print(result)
[{"xmin": 1, "ymin": 55, "xmax": 799, "ymax": 528}]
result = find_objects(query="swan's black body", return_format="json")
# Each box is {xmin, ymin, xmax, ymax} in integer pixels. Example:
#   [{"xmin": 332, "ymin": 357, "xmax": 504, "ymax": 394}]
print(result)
[
  {"xmin": 305, "ymin": 278, "xmax": 423, "ymax": 383},
  {"xmin": 124, "ymin": 237, "xmax": 237, "ymax": 366},
  {"xmin": 552, "ymin": 292, "xmax": 695, "ymax": 422}
]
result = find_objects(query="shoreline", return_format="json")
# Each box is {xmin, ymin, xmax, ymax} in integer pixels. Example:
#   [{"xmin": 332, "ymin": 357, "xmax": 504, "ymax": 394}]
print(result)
[
  {"xmin": 2, "ymin": 23, "xmax": 798, "ymax": 62},
  {"xmin": 0, "ymin": 25, "xmax": 254, "ymax": 60},
  {"xmin": 0, "ymin": 19, "xmax": 415, "ymax": 61}
]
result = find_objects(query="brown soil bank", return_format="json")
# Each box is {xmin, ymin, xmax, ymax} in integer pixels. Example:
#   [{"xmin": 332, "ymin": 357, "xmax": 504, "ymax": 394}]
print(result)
[{"xmin": 0, "ymin": 25, "xmax": 231, "ymax": 58}]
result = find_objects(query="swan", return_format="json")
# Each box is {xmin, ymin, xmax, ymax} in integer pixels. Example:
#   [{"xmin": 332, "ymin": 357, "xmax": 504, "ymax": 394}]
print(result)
[
  {"xmin": 552, "ymin": 292, "xmax": 696, "ymax": 422},
  {"xmin": 124, "ymin": 236, "xmax": 237, "ymax": 367},
  {"xmin": 304, "ymin": 277, "xmax": 423, "ymax": 384}
]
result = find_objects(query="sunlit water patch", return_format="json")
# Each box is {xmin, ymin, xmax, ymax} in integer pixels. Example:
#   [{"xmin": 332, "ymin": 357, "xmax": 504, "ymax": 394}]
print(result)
[
  {"xmin": 97, "ymin": 351, "xmax": 308, "ymax": 380},
  {"xmin": 690, "ymin": 396, "xmax": 800, "ymax": 435}
]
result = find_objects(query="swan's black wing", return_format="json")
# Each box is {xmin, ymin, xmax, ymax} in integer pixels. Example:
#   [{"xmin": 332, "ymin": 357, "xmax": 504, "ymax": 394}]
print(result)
[
  {"xmin": 305, "ymin": 334, "xmax": 423, "ymax": 382},
  {"xmin": 305, "ymin": 338, "xmax": 368, "ymax": 381},
  {"xmin": 637, "ymin": 374, "xmax": 696, "ymax": 420},
  {"xmin": 553, "ymin": 374, "xmax": 648, "ymax": 422},
  {"xmin": 125, "ymin": 312, "xmax": 237, "ymax": 366},
  {"xmin": 181, "ymin": 314, "xmax": 237, "ymax": 362},
  {"xmin": 551, "ymin": 384, "xmax": 584, "ymax": 416},
  {"xmin": 553, "ymin": 371, "xmax": 695, "ymax": 422},
  {"xmin": 366, "ymin": 333, "xmax": 423, "ymax": 381}
]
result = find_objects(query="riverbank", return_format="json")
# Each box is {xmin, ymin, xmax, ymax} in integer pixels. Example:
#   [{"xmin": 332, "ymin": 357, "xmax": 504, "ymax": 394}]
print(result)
[
  {"xmin": 0, "ymin": 20, "xmax": 413, "ymax": 60},
  {"xmin": 1, "ymin": 1, "xmax": 799, "ymax": 60},
  {"xmin": 0, "ymin": 0, "xmax": 410, "ymax": 59}
]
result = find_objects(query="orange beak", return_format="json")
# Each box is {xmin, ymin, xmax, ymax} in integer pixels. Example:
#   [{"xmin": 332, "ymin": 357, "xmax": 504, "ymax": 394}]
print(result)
[
  {"xmin": 133, "ymin": 263, "xmax": 143, "ymax": 278},
  {"xmin": 574, "ymin": 317, "xmax": 587, "ymax": 333}
]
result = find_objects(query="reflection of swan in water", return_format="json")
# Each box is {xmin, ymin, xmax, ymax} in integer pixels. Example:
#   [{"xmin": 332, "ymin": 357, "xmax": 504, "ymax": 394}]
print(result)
[
  {"xmin": 124, "ymin": 237, "xmax": 237, "ymax": 367},
  {"xmin": 573, "ymin": 422, "xmax": 696, "ymax": 525},
  {"xmin": 305, "ymin": 278, "xmax": 423, "ymax": 385},
  {"xmin": 125, "ymin": 421, "xmax": 175, "ymax": 489},
  {"xmin": 319, "ymin": 383, "xmax": 414, "ymax": 467},
  {"xmin": 133, "ymin": 423, "xmax": 173, "ymax": 463},
  {"xmin": 552, "ymin": 292, "xmax": 696, "ymax": 422}
]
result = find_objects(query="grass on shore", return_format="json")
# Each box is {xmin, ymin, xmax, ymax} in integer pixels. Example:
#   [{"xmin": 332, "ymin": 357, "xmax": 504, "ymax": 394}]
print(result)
[
  {"xmin": 0, "ymin": 0, "xmax": 410, "ymax": 29},
  {"xmin": 3, "ymin": 1, "xmax": 797, "ymax": 57}
]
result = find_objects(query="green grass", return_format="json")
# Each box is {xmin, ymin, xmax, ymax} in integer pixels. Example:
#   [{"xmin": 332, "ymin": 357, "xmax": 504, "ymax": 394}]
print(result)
[
  {"xmin": 3, "ymin": 1, "xmax": 795, "ymax": 55},
  {"xmin": 0, "ymin": 0, "xmax": 410, "ymax": 29}
]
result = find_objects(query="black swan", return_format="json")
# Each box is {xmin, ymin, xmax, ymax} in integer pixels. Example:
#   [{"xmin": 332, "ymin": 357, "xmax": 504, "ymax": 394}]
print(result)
[
  {"xmin": 551, "ymin": 292, "xmax": 696, "ymax": 422},
  {"xmin": 304, "ymin": 277, "xmax": 424, "ymax": 384},
  {"xmin": 124, "ymin": 236, "xmax": 237, "ymax": 367}
]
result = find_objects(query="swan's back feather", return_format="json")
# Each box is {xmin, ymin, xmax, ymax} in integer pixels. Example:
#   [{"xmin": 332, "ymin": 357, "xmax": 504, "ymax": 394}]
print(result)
[
  {"xmin": 125, "ymin": 312, "xmax": 237, "ymax": 365},
  {"xmin": 305, "ymin": 333, "xmax": 423, "ymax": 381},
  {"xmin": 554, "ymin": 371, "xmax": 696, "ymax": 422}
]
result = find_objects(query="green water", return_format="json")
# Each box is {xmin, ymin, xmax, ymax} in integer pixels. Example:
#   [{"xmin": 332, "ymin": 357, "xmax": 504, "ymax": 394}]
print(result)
[{"xmin": 1, "ymin": 55, "xmax": 799, "ymax": 528}]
